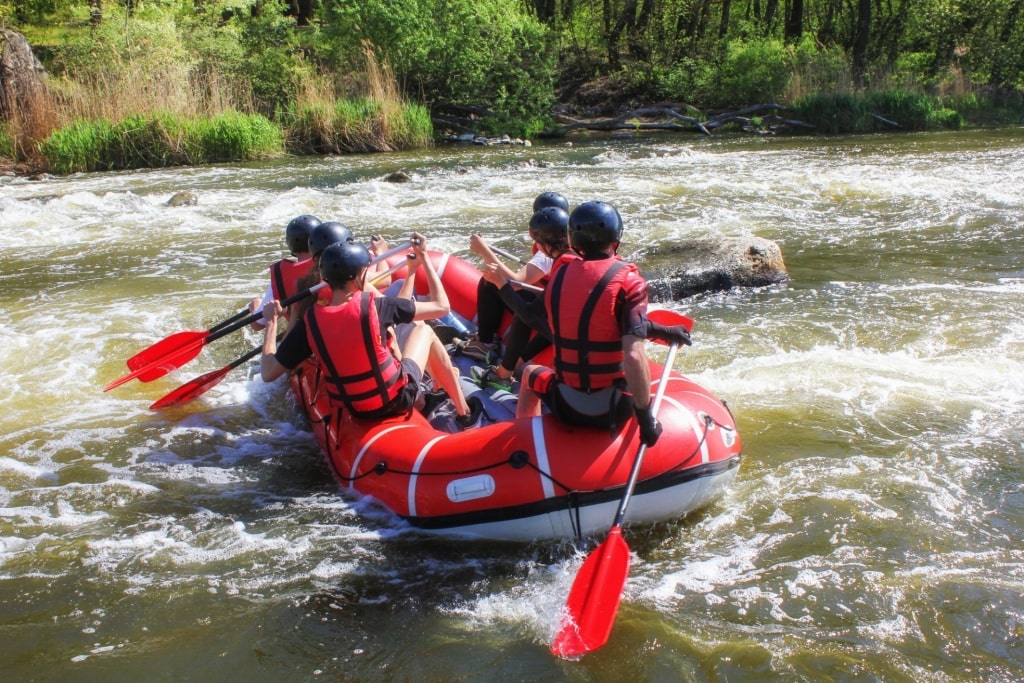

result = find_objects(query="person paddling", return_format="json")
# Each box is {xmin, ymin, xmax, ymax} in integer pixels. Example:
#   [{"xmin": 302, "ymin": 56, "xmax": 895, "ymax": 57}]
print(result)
[
  {"xmin": 248, "ymin": 214, "xmax": 321, "ymax": 331},
  {"xmin": 470, "ymin": 205, "xmax": 578, "ymax": 391},
  {"xmin": 260, "ymin": 233, "xmax": 484, "ymax": 431},
  {"xmin": 482, "ymin": 201, "xmax": 691, "ymax": 444},
  {"xmin": 458, "ymin": 191, "xmax": 571, "ymax": 363}
]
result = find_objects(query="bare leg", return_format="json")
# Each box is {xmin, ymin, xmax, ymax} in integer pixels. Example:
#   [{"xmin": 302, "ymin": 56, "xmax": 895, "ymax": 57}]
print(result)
[
  {"xmin": 426, "ymin": 333, "xmax": 470, "ymax": 416},
  {"xmin": 402, "ymin": 322, "xmax": 470, "ymax": 417},
  {"xmin": 516, "ymin": 363, "xmax": 545, "ymax": 419}
]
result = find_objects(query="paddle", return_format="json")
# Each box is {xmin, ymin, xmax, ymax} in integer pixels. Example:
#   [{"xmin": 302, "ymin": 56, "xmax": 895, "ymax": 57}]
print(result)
[
  {"xmin": 504, "ymin": 279, "xmax": 544, "ymax": 294},
  {"xmin": 146, "ymin": 254, "xmax": 418, "ymax": 408},
  {"xmin": 111, "ymin": 241, "xmax": 416, "ymax": 391},
  {"xmin": 125, "ymin": 239, "xmax": 414, "ymax": 374},
  {"xmin": 148, "ymin": 345, "xmax": 263, "ymax": 410},
  {"xmin": 550, "ymin": 309, "xmax": 693, "ymax": 659},
  {"xmin": 103, "ymin": 281, "xmax": 330, "ymax": 391},
  {"xmin": 488, "ymin": 244, "xmax": 529, "ymax": 266}
]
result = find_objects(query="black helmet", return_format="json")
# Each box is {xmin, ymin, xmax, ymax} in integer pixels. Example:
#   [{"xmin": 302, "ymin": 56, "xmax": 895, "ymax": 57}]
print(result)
[
  {"xmin": 568, "ymin": 201, "xmax": 623, "ymax": 250},
  {"xmin": 285, "ymin": 215, "xmax": 320, "ymax": 255},
  {"xmin": 528, "ymin": 207, "xmax": 569, "ymax": 246},
  {"xmin": 309, "ymin": 221, "xmax": 354, "ymax": 259},
  {"xmin": 533, "ymin": 191, "xmax": 569, "ymax": 213},
  {"xmin": 319, "ymin": 241, "xmax": 371, "ymax": 285}
]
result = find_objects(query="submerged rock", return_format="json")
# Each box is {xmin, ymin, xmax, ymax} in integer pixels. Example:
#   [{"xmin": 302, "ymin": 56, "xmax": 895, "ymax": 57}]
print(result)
[
  {"xmin": 384, "ymin": 171, "xmax": 413, "ymax": 183},
  {"xmin": 165, "ymin": 191, "xmax": 198, "ymax": 207},
  {"xmin": 645, "ymin": 234, "xmax": 789, "ymax": 301}
]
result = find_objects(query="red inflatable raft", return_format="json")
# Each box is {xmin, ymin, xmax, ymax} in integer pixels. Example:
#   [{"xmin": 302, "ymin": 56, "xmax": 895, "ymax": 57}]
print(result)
[{"xmin": 289, "ymin": 251, "xmax": 742, "ymax": 541}]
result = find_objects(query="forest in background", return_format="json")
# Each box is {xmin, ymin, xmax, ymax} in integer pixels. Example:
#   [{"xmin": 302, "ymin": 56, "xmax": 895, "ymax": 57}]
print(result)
[{"xmin": 2, "ymin": 0, "xmax": 1022, "ymax": 173}]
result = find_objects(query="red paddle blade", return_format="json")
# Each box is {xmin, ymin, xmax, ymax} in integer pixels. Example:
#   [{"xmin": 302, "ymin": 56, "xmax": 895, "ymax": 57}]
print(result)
[
  {"xmin": 104, "ymin": 336, "xmax": 206, "ymax": 391},
  {"xmin": 647, "ymin": 308, "xmax": 694, "ymax": 333},
  {"xmin": 551, "ymin": 527, "xmax": 631, "ymax": 658},
  {"xmin": 126, "ymin": 330, "xmax": 207, "ymax": 378},
  {"xmin": 149, "ymin": 364, "xmax": 233, "ymax": 410}
]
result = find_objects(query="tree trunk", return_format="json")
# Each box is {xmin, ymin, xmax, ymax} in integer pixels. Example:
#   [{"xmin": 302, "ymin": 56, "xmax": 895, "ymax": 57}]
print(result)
[
  {"xmin": 531, "ymin": 0, "xmax": 557, "ymax": 24},
  {"xmin": 764, "ymin": 0, "xmax": 778, "ymax": 34},
  {"xmin": 784, "ymin": 0, "xmax": 803, "ymax": 42},
  {"xmin": 720, "ymin": 0, "xmax": 732, "ymax": 38},
  {"xmin": 603, "ymin": 0, "xmax": 619, "ymax": 69},
  {"xmin": 295, "ymin": 0, "xmax": 313, "ymax": 26},
  {"xmin": 851, "ymin": 0, "xmax": 871, "ymax": 88}
]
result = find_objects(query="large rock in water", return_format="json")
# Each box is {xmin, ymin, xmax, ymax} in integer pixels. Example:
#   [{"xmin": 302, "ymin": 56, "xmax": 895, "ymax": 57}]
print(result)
[{"xmin": 644, "ymin": 235, "xmax": 788, "ymax": 301}]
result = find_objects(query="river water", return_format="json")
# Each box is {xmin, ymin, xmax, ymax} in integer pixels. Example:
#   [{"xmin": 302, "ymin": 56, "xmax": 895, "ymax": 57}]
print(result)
[{"xmin": 1, "ymin": 129, "xmax": 1023, "ymax": 681}]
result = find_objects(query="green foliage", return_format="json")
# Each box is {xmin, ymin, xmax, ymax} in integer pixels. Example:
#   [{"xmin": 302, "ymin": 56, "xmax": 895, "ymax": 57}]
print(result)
[
  {"xmin": 191, "ymin": 111, "xmax": 283, "ymax": 162},
  {"xmin": 791, "ymin": 93, "xmax": 873, "ymax": 134},
  {"xmin": 867, "ymin": 91, "xmax": 963, "ymax": 130},
  {"xmin": 38, "ymin": 118, "xmax": 116, "ymax": 174},
  {"xmin": 47, "ymin": 6, "xmax": 191, "ymax": 78},
  {"xmin": 323, "ymin": 0, "xmax": 556, "ymax": 138},
  {"xmin": 712, "ymin": 39, "xmax": 793, "ymax": 107},
  {"xmin": 237, "ymin": 12, "xmax": 315, "ymax": 118},
  {"xmin": 792, "ymin": 90, "xmax": 965, "ymax": 134},
  {"xmin": 654, "ymin": 39, "xmax": 798, "ymax": 108},
  {"xmin": 38, "ymin": 111, "xmax": 282, "ymax": 174},
  {"xmin": 0, "ymin": 124, "xmax": 17, "ymax": 160},
  {"xmin": 389, "ymin": 102, "xmax": 434, "ymax": 149},
  {"xmin": 286, "ymin": 98, "xmax": 433, "ymax": 153},
  {"xmin": 12, "ymin": 0, "xmax": 1024, "ymax": 173}
]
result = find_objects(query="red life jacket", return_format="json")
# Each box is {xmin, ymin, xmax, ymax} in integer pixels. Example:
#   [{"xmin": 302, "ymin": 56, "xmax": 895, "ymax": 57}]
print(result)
[
  {"xmin": 545, "ymin": 256, "xmax": 635, "ymax": 392},
  {"xmin": 270, "ymin": 258, "xmax": 315, "ymax": 302},
  {"xmin": 304, "ymin": 291, "xmax": 406, "ymax": 418},
  {"xmin": 536, "ymin": 250, "xmax": 577, "ymax": 288}
]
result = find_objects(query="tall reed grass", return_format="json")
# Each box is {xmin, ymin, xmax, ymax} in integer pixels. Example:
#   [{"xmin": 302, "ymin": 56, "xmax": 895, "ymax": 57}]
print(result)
[
  {"xmin": 10, "ymin": 35, "xmax": 431, "ymax": 174},
  {"xmin": 287, "ymin": 44, "xmax": 433, "ymax": 154}
]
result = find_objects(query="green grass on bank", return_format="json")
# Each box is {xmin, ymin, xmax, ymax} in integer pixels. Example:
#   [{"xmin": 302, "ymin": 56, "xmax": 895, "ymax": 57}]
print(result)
[
  {"xmin": 286, "ymin": 97, "xmax": 433, "ymax": 154},
  {"xmin": 14, "ymin": 89, "xmax": 1024, "ymax": 175},
  {"xmin": 32, "ymin": 99, "xmax": 432, "ymax": 175},
  {"xmin": 791, "ymin": 90, "xmax": 966, "ymax": 134},
  {"xmin": 37, "ymin": 111, "xmax": 283, "ymax": 174}
]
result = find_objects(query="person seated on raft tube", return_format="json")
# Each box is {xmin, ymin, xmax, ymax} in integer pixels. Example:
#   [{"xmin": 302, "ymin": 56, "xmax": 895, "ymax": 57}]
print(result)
[
  {"xmin": 260, "ymin": 232, "xmax": 485, "ymax": 431},
  {"xmin": 459, "ymin": 191, "xmax": 572, "ymax": 364},
  {"xmin": 248, "ymin": 214, "xmax": 321, "ymax": 332},
  {"xmin": 286, "ymin": 221, "xmax": 393, "ymax": 325},
  {"xmin": 470, "ymin": 204, "xmax": 579, "ymax": 392},
  {"xmin": 481, "ymin": 200, "xmax": 692, "ymax": 447}
]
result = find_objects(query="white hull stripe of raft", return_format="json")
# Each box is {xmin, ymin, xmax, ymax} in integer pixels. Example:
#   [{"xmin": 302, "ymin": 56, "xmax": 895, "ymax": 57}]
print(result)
[
  {"xmin": 408, "ymin": 435, "xmax": 447, "ymax": 517},
  {"xmin": 350, "ymin": 424, "xmax": 418, "ymax": 488},
  {"xmin": 662, "ymin": 394, "xmax": 710, "ymax": 464},
  {"xmin": 531, "ymin": 416, "xmax": 556, "ymax": 499},
  {"xmin": 435, "ymin": 252, "xmax": 450, "ymax": 278}
]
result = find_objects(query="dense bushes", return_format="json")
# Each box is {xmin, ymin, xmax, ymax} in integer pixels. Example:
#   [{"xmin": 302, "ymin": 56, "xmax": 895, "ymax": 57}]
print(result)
[{"xmin": 324, "ymin": 0, "xmax": 556, "ymax": 137}]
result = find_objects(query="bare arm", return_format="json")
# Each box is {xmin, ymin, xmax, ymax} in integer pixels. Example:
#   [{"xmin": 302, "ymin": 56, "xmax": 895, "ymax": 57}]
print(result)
[
  {"xmin": 260, "ymin": 301, "xmax": 288, "ymax": 382},
  {"xmin": 409, "ymin": 232, "xmax": 451, "ymax": 320},
  {"xmin": 622, "ymin": 334, "xmax": 651, "ymax": 409},
  {"xmin": 470, "ymin": 233, "xmax": 522, "ymax": 282}
]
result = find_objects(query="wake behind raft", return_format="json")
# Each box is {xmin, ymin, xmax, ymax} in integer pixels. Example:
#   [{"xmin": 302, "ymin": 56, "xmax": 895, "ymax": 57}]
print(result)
[{"xmin": 289, "ymin": 250, "xmax": 742, "ymax": 542}]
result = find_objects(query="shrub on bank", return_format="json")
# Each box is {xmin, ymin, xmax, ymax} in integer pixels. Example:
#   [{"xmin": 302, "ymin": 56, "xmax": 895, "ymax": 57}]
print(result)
[
  {"xmin": 792, "ymin": 91, "xmax": 964, "ymax": 133},
  {"xmin": 39, "ymin": 111, "xmax": 283, "ymax": 174},
  {"xmin": 286, "ymin": 97, "xmax": 430, "ymax": 153},
  {"xmin": 0, "ymin": 126, "xmax": 16, "ymax": 161}
]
